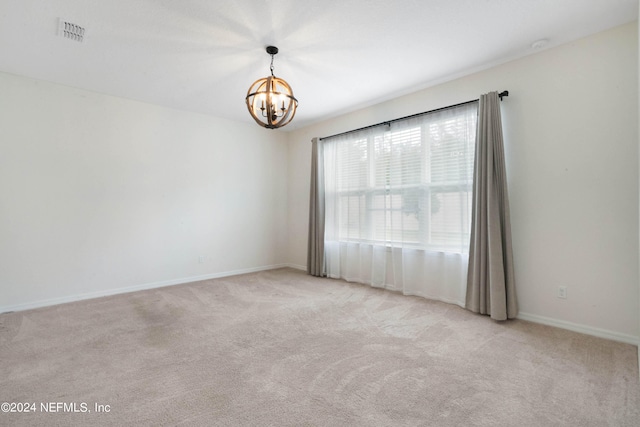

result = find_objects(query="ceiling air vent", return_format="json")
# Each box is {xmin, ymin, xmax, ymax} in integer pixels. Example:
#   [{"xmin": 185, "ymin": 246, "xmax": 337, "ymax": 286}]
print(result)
[{"xmin": 59, "ymin": 19, "xmax": 85, "ymax": 42}]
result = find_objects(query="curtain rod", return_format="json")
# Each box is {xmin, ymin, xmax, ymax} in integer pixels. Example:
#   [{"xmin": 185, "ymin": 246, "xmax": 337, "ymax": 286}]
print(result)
[{"xmin": 319, "ymin": 90, "xmax": 509, "ymax": 141}]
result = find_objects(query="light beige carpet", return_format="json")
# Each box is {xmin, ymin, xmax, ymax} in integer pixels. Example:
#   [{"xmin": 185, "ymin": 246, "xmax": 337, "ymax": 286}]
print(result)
[{"xmin": 1, "ymin": 268, "xmax": 638, "ymax": 426}]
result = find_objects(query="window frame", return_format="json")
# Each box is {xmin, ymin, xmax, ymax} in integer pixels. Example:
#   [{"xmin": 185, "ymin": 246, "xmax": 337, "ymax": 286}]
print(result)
[{"xmin": 331, "ymin": 104, "xmax": 477, "ymax": 253}]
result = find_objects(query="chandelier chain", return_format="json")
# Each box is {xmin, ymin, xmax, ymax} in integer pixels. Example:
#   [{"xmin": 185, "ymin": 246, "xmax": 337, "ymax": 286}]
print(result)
[{"xmin": 270, "ymin": 54, "xmax": 275, "ymax": 76}]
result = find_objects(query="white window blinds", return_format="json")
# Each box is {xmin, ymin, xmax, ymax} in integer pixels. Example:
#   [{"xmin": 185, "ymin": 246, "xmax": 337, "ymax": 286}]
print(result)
[{"xmin": 324, "ymin": 102, "xmax": 478, "ymax": 253}]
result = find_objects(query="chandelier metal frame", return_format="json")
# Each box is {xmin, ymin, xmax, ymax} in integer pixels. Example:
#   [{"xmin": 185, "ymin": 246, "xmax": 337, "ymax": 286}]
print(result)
[{"xmin": 245, "ymin": 46, "xmax": 298, "ymax": 129}]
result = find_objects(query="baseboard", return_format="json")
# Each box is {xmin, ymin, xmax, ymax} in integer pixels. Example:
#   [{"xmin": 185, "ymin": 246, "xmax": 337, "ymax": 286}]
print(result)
[
  {"xmin": 6, "ymin": 269, "xmax": 637, "ymax": 350},
  {"xmin": 285, "ymin": 263, "xmax": 307, "ymax": 271},
  {"xmin": 292, "ymin": 269, "xmax": 638, "ymax": 347},
  {"xmin": 517, "ymin": 312, "xmax": 639, "ymax": 346},
  {"xmin": 0, "ymin": 264, "xmax": 290, "ymax": 314}
]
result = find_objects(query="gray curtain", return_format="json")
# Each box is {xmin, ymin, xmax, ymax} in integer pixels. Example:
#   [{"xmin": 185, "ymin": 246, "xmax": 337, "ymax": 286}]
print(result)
[
  {"xmin": 307, "ymin": 137, "xmax": 325, "ymax": 276},
  {"xmin": 466, "ymin": 92, "xmax": 517, "ymax": 320}
]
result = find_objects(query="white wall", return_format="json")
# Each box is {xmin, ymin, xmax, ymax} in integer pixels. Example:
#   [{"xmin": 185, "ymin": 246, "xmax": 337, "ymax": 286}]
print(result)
[
  {"xmin": 287, "ymin": 22, "xmax": 639, "ymax": 342},
  {"xmin": 0, "ymin": 72, "xmax": 289, "ymax": 311}
]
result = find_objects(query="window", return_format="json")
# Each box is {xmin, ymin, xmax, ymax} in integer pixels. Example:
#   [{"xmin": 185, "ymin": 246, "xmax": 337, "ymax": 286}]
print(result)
[{"xmin": 326, "ymin": 102, "xmax": 477, "ymax": 253}]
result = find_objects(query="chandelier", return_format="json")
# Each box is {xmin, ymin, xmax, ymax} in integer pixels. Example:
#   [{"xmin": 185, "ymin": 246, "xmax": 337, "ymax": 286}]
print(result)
[{"xmin": 245, "ymin": 46, "xmax": 298, "ymax": 129}]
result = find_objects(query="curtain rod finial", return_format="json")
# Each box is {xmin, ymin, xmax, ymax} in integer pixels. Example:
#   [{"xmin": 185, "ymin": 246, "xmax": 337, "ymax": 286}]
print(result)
[{"xmin": 499, "ymin": 91, "xmax": 509, "ymax": 101}]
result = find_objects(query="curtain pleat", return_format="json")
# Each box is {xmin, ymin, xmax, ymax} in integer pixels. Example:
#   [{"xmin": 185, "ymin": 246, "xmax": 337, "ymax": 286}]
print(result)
[
  {"xmin": 307, "ymin": 137, "xmax": 325, "ymax": 276},
  {"xmin": 466, "ymin": 92, "xmax": 517, "ymax": 320}
]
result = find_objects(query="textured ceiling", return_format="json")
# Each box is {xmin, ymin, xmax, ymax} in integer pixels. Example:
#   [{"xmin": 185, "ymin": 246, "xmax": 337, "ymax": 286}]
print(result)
[{"xmin": 0, "ymin": 0, "xmax": 637, "ymax": 130}]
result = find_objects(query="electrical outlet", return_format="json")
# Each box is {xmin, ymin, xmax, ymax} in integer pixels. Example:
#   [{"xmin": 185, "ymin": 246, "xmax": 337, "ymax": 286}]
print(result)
[{"xmin": 557, "ymin": 286, "xmax": 567, "ymax": 299}]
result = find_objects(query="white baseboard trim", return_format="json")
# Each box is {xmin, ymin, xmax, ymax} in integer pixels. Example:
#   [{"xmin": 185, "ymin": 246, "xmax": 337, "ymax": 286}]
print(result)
[
  {"xmin": 285, "ymin": 263, "xmax": 307, "ymax": 271},
  {"xmin": 6, "ymin": 268, "xmax": 637, "ymax": 350},
  {"xmin": 0, "ymin": 264, "xmax": 291, "ymax": 314},
  {"xmin": 517, "ymin": 312, "xmax": 639, "ymax": 346}
]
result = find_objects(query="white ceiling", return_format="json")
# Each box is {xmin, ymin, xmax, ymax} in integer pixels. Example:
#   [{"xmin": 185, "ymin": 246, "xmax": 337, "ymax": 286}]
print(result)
[{"xmin": 0, "ymin": 0, "xmax": 637, "ymax": 130}]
